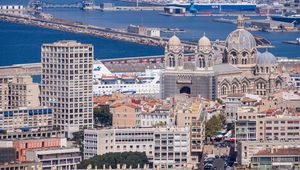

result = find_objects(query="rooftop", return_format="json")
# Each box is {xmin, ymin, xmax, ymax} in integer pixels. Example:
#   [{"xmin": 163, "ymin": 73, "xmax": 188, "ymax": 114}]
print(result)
[{"xmin": 255, "ymin": 148, "xmax": 300, "ymax": 156}]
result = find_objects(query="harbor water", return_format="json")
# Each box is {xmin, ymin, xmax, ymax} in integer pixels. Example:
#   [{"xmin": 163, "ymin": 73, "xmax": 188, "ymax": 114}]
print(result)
[{"xmin": 0, "ymin": 0, "xmax": 299, "ymax": 66}]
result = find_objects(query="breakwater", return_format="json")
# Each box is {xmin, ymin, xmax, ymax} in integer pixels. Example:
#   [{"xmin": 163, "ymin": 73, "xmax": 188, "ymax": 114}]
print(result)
[{"xmin": 0, "ymin": 13, "xmax": 198, "ymax": 52}]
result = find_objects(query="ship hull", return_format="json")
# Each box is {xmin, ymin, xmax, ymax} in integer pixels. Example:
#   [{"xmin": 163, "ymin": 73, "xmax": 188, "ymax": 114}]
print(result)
[
  {"xmin": 166, "ymin": 4, "xmax": 256, "ymax": 12},
  {"xmin": 270, "ymin": 15, "xmax": 300, "ymax": 24}
]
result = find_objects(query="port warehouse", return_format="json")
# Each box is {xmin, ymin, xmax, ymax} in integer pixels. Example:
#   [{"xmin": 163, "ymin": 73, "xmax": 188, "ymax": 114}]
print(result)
[
  {"xmin": 250, "ymin": 19, "xmax": 296, "ymax": 30},
  {"xmin": 0, "ymin": 5, "xmax": 24, "ymax": 10}
]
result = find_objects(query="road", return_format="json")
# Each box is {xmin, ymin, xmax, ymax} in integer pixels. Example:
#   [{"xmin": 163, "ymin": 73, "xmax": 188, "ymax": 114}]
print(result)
[{"xmin": 214, "ymin": 158, "xmax": 225, "ymax": 170}]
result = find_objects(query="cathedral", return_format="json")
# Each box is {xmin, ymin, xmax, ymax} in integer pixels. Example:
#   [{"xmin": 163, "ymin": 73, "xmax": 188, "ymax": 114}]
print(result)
[{"xmin": 161, "ymin": 16, "xmax": 285, "ymax": 99}]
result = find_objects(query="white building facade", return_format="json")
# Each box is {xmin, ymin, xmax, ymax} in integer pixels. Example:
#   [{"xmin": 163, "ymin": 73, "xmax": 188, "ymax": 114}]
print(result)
[{"xmin": 84, "ymin": 127, "xmax": 190, "ymax": 168}]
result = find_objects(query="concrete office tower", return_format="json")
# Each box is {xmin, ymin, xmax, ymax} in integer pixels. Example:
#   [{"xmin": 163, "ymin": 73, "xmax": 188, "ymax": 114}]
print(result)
[{"xmin": 41, "ymin": 40, "xmax": 94, "ymax": 137}]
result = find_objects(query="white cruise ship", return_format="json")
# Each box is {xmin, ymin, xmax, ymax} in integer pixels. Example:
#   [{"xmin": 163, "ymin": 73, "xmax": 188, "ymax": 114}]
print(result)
[{"xmin": 93, "ymin": 61, "xmax": 162, "ymax": 97}]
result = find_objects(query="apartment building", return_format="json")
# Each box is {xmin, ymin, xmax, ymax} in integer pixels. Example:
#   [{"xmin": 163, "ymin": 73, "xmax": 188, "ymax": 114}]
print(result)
[
  {"xmin": 250, "ymin": 148, "xmax": 300, "ymax": 169},
  {"xmin": 0, "ymin": 76, "xmax": 40, "ymax": 110},
  {"xmin": 84, "ymin": 127, "xmax": 190, "ymax": 168},
  {"xmin": 0, "ymin": 137, "xmax": 67, "ymax": 162},
  {"xmin": 256, "ymin": 115, "xmax": 300, "ymax": 141},
  {"xmin": 0, "ymin": 162, "xmax": 42, "ymax": 170},
  {"xmin": 260, "ymin": 91, "xmax": 300, "ymax": 112},
  {"xmin": 111, "ymin": 102, "xmax": 141, "ymax": 128},
  {"xmin": 84, "ymin": 128, "xmax": 155, "ymax": 160},
  {"xmin": 237, "ymin": 140, "xmax": 300, "ymax": 166},
  {"xmin": 138, "ymin": 107, "xmax": 172, "ymax": 127},
  {"xmin": 153, "ymin": 127, "xmax": 190, "ymax": 169},
  {"xmin": 171, "ymin": 94, "xmax": 206, "ymax": 165},
  {"xmin": 26, "ymin": 147, "xmax": 81, "ymax": 170},
  {"xmin": 224, "ymin": 93, "xmax": 244, "ymax": 122},
  {"xmin": 41, "ymin": 40, "xmax": 94, "ymax": 137},
  {"xmin": 235, "ymin": 106, "xmax": 259, "ymax": 141},
  {"xmin": 290, "ymin": 73, "xmax": 300, "ymax": 89},
  {"xmin": 0, "ymin": 107, "xmax": 53, "ymax": 133}
]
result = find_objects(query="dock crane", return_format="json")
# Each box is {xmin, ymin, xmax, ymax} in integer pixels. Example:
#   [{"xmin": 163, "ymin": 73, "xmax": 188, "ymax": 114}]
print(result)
[{"xmin": 188, "ymin": 0, "xmax": 197, "ymax": 14}]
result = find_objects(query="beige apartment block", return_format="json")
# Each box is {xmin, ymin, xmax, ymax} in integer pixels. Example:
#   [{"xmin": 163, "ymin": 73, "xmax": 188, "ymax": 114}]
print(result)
[
  {"xmin": 237, "ymin": 140, "xmax": 300, "ymax": 167},
  {"xmin": 0, "ymin": 107, "xmax": 53, "ymax": 133},
  {"xmin": 0, "ymin": 76, "xmax": 40, "ymax": 109},
  {"xmin": 256, "ymin": 115, "xmax": 300, "ymax": 141},
  {"xmin": 111, "ymin": 102, "xmax": 141, "ymax": 128},
  {"xmin": 41, "ymin": 40, "xmax": 94, "ymax": 137}
]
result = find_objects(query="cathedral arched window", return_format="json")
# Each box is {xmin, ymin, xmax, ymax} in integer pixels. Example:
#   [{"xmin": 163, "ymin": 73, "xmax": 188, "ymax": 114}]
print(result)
[
  {"xmin": 232, "ymin": 85, "xmax": 237, "ymax": 94},
  {"xmin": 221, "ymin": 85, "xmax": 228, "ymax": 95},
  {"xmin": 199, "ymin": 55, "xmax": 205, "ymax": 68},
  {"xmin": 169, "ymin": 58, "xmax": 172, "ymax": 67},
  {"xmin": 242, "ymin": 83, "xmax": 247, "ymax": 93},
  {"xmin": 260, "ymin": 67, "xmax": 264, "ymax": 73},
  {"xmin": 256, "ymin": 82, "xmax": 267, "ymax": 96},
  {"xmin": 232, "ymin": 57, "xmax": 237, "ymax": 65},
  {"xmin": 266, "ymin": 67, "xmax": 269, "ymax": 73},
  {"xmin": 276, "ymin": 81, "xmax": 282, "ymax": 89},
  {"xmin": 172, "ymin": 58, "xmax": 175, "ymax": 67}
]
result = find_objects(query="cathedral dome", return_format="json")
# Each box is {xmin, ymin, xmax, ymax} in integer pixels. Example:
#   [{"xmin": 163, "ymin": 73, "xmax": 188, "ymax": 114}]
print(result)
[
  {"xmin": 198, "ymin": 35, "xmax": 211, "ymax": 46},
  {"xmin": 256, "ymin": 51, "xmax": 277, "ymax": 65},
  {"xmin": 225, "ymin": 29, "xmax": 256, "ymax": 52},
  {"xmin": 168, "ymin": 35, "xmax": 181, "ymax": 46}
]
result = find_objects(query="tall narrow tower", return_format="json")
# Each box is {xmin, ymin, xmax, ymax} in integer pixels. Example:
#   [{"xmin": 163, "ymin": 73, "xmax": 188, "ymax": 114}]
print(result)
[{"xmin": 41, "ymin": 40, "xmax": 94, "ymax": 138}]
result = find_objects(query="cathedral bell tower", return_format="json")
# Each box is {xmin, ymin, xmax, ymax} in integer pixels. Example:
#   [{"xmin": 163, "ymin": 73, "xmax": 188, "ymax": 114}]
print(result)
[
  {"xmin": 165, "ymin": 35, "xmax": 184, "ymax": 70},
  {"xmin": 195, "ymin": 34, "xmax": 213, "ymax": 70}
]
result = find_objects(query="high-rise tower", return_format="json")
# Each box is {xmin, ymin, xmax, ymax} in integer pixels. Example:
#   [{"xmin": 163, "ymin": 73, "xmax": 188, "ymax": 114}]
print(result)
[{"xmin": 41, "ymin": 40, "xmax": 94, "ymax": 137}]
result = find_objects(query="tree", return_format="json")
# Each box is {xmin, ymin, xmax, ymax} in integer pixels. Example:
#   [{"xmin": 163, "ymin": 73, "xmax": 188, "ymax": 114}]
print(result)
[
  {"xmin": 94, "ymin": 106, "xmax": 112, "ymax": 126},
  {"xmin": 78, "ymin": 152, "xmax": 149, "ymax": 169},
  {"xmin": 72, "ymin": 131, "xmax": 84, "ymax": 157},
  {"xmin": 205, "ymin": 113, "xmax": 226, "ymax": 137}
]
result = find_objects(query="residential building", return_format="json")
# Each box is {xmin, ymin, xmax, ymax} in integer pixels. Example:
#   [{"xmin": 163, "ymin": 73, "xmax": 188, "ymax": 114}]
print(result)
[
  {"xmin": 250, "ymin": 148, "xmax": 300, "ymax": 170},
  {"xmin": 290, "ymin": 74, "xmax": 300, "ymax": 89},
  {"xmin": 0, "ymin": 137, "xmax": 67, "ymax": 162},
  {"xmin": 111, "ymin": 102, "xmax": 141, "ymax": 128},
  {"xmin": 41, "ymin": 40, "xmax": 94, "ymax": 137},
  {"xmin": 237, "ymin": 140, "xmax": 300, "ymax": 167},
  {"xmin": 224, "ymin": 93, "xmax": 244, "ymax": 122},
  {"xmin": 153, "ymin": 127, "xmax": 190, "ymax": 169},
  {"xmin": 235, "ymin": 105, "xmax": 259, "ymax": 141},
  {"xmin": 259, "ymin": 90, "xmax": 300, "ymax": 112},
  {"xmin": 256, "ymin": 114, "xmax": 300, "ymax": 141},
  {"xmin": 0, "ymin": 148, "xmax": 16, "ymax": 163},
  {"xmin": 225, "ymin": 94, "xmax": 260, "ymax": 123},
  {"xmin": 171, "ymin": 94, "xmax": 206, "ymax": 164},
  {"xmin": 84, "ymin": 128, "xmax": 155, "ymax": 160},
  {"xmin": 0, "ymin": 162, "xmax": 42, "ymax": 170},
  {"xmin": 0, "ymin": 130, "xmax": 64, "ymax": 140},
  {"xmin": 84, "ymin": 127, "xmax": 190, "ymax": 168},
  {"xmin": 138, "ymin": 107, "xmax": 172, "ymax": 127},
  {"xmin": 26, "ymin": 147, "xmax": 81, "ymax": 170},
  {"xmin": 0, "ymin": 76, "xmax": 40, "ymax": 110},
  {"xmin": 0, "ymin": 107, "xmax": 53, "ymax": 133}
]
